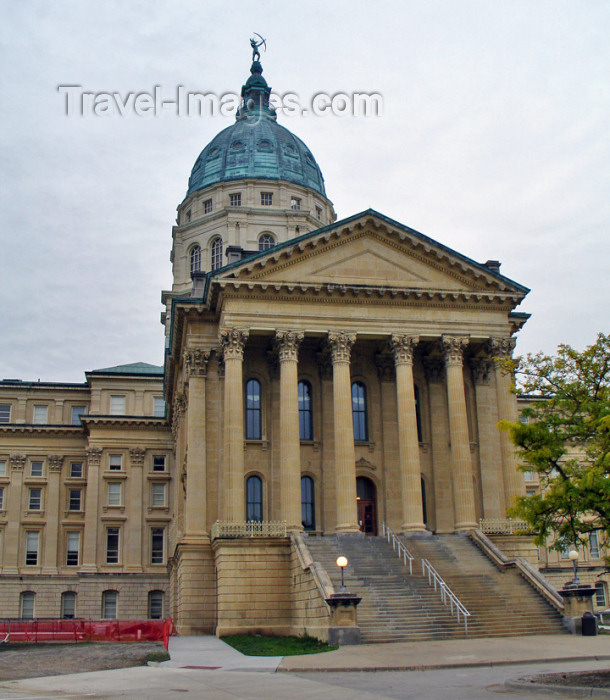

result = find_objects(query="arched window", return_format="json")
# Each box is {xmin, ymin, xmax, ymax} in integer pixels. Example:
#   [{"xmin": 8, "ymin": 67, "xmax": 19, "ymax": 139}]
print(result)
[
  {"xmin": 61, "ymin": 591, "xmax": 76, "ymax": 619},
  {"xmin": 414, "ymin": 384, "xmax": 423, "ymax": 442},
  {"xmin": 245, "ymin": 379, "xmax": 262, "ymax": 440},
  {"xmin": 190, "ymin": 244, "xmax": 201, "ymax": 277},
  {"xmin": 298, "ymin": 381, "xmax": 313, "ymax": 441},
  {"xmin": 148, "ymin": 590, "xmax": 164, "ymax": 619},
  {"xmin": 20, "ymin": 591, "xmax": 35, "ymax": 619},
  {"xmin": 211, "ymin": 237, "xmax": 223, "ymax": 271},
  {"xmin": 258, "ymin": 233, "xmax": 275, "ymax": 251},
  {"xmin": 351, "ymin": 381, "xmax": 368, "ymax": 441},
  {"xmin": 102, "ymin": 590, "xmax": 118, "ymax": 619},
  {"xmin": 301, "ymin": 476, "xmax": 315, "ymax": 531},
  {"xmin": 246, "ymin": 475, "xmax": 263, "ymax": 522}
]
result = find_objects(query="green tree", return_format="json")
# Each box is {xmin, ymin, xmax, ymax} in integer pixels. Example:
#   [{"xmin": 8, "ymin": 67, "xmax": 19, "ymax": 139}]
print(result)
[{"xmin": 499, "ymin": 333, "xmax": 610, "ymax": 551}]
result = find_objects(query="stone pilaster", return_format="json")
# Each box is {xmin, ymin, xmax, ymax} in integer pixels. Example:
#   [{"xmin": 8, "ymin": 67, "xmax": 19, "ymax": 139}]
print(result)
[
  {"xmin": 125, "ymin": 448, "xmax": 145, "ymax": 571},
  {"xmin": 42, "ymin": 455, "xmax": 63, "ymax": 573},
  {"xmin": 3, "ymin": 455, "xmax": 26, "ymax": 572},
  {"xmin": 442, "ymin": 336, "xmax": 477, "ymax": 531},
  {"xmin": 81, "ymin": 447, "xmax": 102, "ymax": 572},
  {"xmin": 328, "ymin": 331, "xmax": 360, "ymax": 533},
  {"xmin": 219, "ymin": 328, "xmax": 249, "ymax": 522},
  {"xmin": 184, "ymin": 348, "xmax": 210, "ymax": 540},
  {"xmin": 391, "ymin": 334, "xmax": 425, "ymax": 533},
  {"xmin": 489, "ymin": 337, "xmax": 525, "ymax": 509},
  {"xmin": 275, "ymin": 330, "xmax": 304, "ymax": 532}
]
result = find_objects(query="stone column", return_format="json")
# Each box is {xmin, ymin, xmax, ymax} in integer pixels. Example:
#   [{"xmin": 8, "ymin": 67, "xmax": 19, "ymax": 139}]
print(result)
[
  {"xmin": 391, "ymin": 334, "xmax": 426, "ymax": 533},
  {"xmin": 276, "ymin": 330, "xmax": 304, "ymax": 532},
  {"xmin": 184, "ymin": 348, "xmax": 210, "ymax": 540},
  {"xmin": 42, "ymin": 455, "xmax": 63, "ymax": 573},
  {"xmin": 490, "ymin": 337, "xmax": 525, "ymax": 508},
  {"xmin": 328, "ymin": 331, "xmax": 360, "ymax": 533},
  {"xmin": 125, "ymin": 448, "xmax": 145, "ymax": 572},
  {"xmin": 442, "ymin": 336, "xmax": 477, "ymax": 531},
  {"xmin": 219, "ymin": 328, "xmax": 249, "ymax": 522},
  {"xmin": 4, "ymin": 455, "xmax": 26, "ymax": 572},
  {"xmin": 81, "ymin": 447, "xmax": 102, "ymax": 572}
]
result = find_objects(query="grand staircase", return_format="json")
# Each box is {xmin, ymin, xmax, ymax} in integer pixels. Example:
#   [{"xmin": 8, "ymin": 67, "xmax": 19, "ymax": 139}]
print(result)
[{"xmin": 304, "ymin": 533, "xmax": 566, "ymax": 643}]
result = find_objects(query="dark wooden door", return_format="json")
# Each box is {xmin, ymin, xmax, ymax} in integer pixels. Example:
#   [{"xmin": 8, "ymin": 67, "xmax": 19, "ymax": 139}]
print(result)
[{"xmin": 357, "ymin": 499, "xmax": 377, "ymax": 535}]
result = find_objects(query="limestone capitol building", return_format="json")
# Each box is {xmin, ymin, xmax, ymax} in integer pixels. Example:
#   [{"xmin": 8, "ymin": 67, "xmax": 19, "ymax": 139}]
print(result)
[{"xmin": 2, "ymin": 45, "xmax": 581, "ymax": 640}]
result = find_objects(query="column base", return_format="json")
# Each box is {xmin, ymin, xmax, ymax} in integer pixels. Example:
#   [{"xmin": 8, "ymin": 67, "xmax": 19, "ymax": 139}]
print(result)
[
  {"xmin": 286, "ymin": 524, "xmax": 304, "ymax": 534},
  {"xmin": 401, "ymin": 523, "xmax": 427, "ymax": 534},
  {"xmin": 454, "ymin": 522, "xmax": 478, "ymax": 532},
  {"xmin": 335, "ymin": 524, "xmax": 361, "ymax": 534},
  {"xmin": 401, "ymin": 527, "xmax": 431, "ymax": 537}
]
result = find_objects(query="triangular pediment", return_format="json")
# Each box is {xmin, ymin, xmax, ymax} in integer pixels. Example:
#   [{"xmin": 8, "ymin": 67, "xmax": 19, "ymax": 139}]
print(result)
[{"xmin": 214, "ymin": 210, "xmax": 529, "ymax": 297}]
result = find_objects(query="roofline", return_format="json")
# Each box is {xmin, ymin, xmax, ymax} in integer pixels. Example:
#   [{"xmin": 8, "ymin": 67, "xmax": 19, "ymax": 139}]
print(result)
[{"xmin": 0, "ymin": 380, "xmax": 88, "ymax": 389}]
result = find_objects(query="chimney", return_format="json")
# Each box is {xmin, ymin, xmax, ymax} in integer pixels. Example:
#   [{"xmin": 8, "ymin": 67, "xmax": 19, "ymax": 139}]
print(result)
[{"xmin": 483, "ymin": 260, "xmax": 501, "ymax": 273}]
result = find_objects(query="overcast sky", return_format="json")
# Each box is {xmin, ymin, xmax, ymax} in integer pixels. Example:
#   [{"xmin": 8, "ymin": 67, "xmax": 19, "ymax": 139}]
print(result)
[{"xmin": 1, "ymin": 1, "xmax": 608, "ymax": 383}]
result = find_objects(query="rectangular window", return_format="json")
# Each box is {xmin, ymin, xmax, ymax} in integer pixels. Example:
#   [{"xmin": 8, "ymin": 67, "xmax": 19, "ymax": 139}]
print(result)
[
  {"xmin": 230, "ymin": 193, "xmax": 241, "ymax": 207},
  {"xmin": 33, "ymin": 405, "xmax": 48, "ymax": 424},
  {"xmin": 590, "ymin": 532, "xmax": 600, "ymax": 559},
  {"xmin": 519, "ymin": 414, "xmax": 530, "ymax": 424},
  {"xmin": 260, "ymin": 192, "xmax": 273, "ymax": 206},
  {"xmin": 0, "ymin": 487, "xmax": 4, "ymax": 510},
  {"xmin": 595, "ymin": 582, "xmax": 607, "ymax": 607},
  {"xmin": 70, "ymin": 462, "xmax": 83, "ymax": 478},
  {"xmin": 62, "ymin": 592, "xmax": 76, "ymax": 618},
  {"xmin": 29, "ymin": 488, "xmax": 42, "ymax": 510},
  {"xmin": 109, "ymin": 396, "xmax": 125, "ymax": 415},
  {"xmin": 107, "ymin": 482, "xmax": 122, "ymax": 506},
  {"xmin": 149, "ymin": 591, "xmax": 164, "ymax": 619},
  {"xmin": 66, "ymin": 532, "xmax": 80, "ymax": 566},
  {"xmin": 204, "ymin": 198, "xmax": 212, "ymax": 213},
  {"xmin": 108, "ymin": 454, "xmax": 122, "ymax": 471},
  {"xmin": 103, "ymin": 590, "xmax": 118, "ymax": 618},
  {"xmin": 151, "ymin": 483, "xmax": 166, "ymax": 507},
  {"xmin": 71, "ymin": 406, "xmax": 86, "ymax": 425},
  {"xmin": 290, "ymin": 196, "xmax": 301, "ymax": 210},
  {"xmin": 0, "ymin": 404, "xmax": 10, "ymax": 423},
  {"xmin": 26, "ymin": 531, "xmax": 39, "ymax": 565},
  {"xmin": 68, "ymin": 489, "xmax": 82, "ymax": 511},
  {"xmin": 315, "ymin": 205, "xmax": 322, "ymax": 220},
  {"xmin": 151, "ymin": 528, "xmax": 165, "ymax": 564},
  {"xmin": 21, "ymin": 592, "xmax": 35, "ymax": 619},
  {"xmin": 153, "ymin": 397, "xmax": 165, "ymax": 418},
  {"xmin": 524, "ymin": 471, "xmax": 534, "ymax": 481},
  {"xmin": 30, "ymin": 460, "xmax": 43, "ymax": 477},
  {"xmin": 106, "ymin": 528, "xmax": 120, "ymax": 564},
  {"xmin": 152, "ymin": 455, "xmax": 166, "ymax": 472},
  {"xmin": 0, "ymin": 460, "xmax": 5, "ymax": 476},
  {"xmin": 560, "ymin": 544, "xmax": 570, "ymax": 560}
]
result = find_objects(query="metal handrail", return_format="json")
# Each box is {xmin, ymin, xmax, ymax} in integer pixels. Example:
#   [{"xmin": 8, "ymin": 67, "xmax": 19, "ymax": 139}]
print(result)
[
  {"xmin": 421, "ymin": 558, "xmax": 470, "ymax": 635},
  {"xmin": 381, "ymin": 522, "xmax": 414, "ymax": 575}
]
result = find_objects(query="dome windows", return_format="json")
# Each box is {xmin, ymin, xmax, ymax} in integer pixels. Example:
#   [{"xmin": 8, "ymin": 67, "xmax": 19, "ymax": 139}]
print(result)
[
  {"xmin": 210, "ymin": 237, "xmax": 223, "ymax": 271},
  {"xmin": 189, "ymin": 245, "xmax": 201, "ymax": 277},
  {"xmin": 260, "ymin": 192, "xmax": 273, "ymax": 206},
  {"xmin": 230, "ymin": 193, "xmax": 242, "ymax": 207},
  {"xmin": 203, "ymin": 199, "xmax": 213, "ymax": 214},
  {"xmin": 290, "ymin": 197, "xmax": 301, "ymax": 210},
  {"xmin": 257, "ymin": 139, "xmax": 273, "ymax": 152},
  {"xmin": 258, "ymin": 233, "xmax": 275, "ymax": 251}
]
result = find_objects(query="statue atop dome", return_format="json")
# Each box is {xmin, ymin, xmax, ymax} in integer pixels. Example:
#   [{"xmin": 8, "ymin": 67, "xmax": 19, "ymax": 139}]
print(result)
[{"xmin": 250, "ymin": 33, "xmax": 266, "ymax": 62}]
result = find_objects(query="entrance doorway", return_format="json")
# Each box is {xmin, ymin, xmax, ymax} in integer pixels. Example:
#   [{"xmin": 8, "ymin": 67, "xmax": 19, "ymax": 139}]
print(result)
[{"xmin": 356, "ymin": 476, "xmax": 377, "ymax": 535}]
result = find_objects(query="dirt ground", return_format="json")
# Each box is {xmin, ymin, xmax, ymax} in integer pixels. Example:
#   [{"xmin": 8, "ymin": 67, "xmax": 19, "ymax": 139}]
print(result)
[
  {"xmin": 0, "ymin": 641, "xmax": 167, "ymax": 681},
  {"xmin": 535, "ymin": 669, "xmax": 610, "ymax": 689}
]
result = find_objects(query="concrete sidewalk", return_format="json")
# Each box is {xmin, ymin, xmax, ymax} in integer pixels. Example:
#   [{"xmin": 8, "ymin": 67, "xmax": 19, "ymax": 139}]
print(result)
[{"xmin": 278, "ymin": 634, "xmax": 610, "ymax": 672}]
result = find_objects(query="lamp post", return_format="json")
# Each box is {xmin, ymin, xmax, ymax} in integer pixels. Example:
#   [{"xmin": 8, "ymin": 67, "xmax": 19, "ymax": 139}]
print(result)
[
  {"xmin": 336, "ymin": 555, "xmax": 348, "ymax": 593},
  {"xmin": 568, "ymin": 549, "xmax": 580, "ymax": 586}
]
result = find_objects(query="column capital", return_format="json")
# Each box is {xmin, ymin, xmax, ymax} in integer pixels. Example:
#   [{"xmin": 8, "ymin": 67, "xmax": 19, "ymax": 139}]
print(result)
[
  {"xmin": 328, "ymin": 331, "xmax": 356, "ymax": 364},
  {"xmin": 48, "ymin": 455, "xmax": 64, "ymax": 472},
  {"xmin": 219, "ymin": 327, "xmax": 249, "ymax": 360},
  {"xmin": 489, "ymin": 336, "xmax": 516, "ymax": 359},
  {"xmin": 275, "ymin": 329, "xmax": 304, "ymax": 362},
  {"xmin": 184, "ymin": 348, "xmax": 210, "ymax": 377},
  {"xmin": 391, "ymin": 334, "xmax": 419, "ymax": 366},
  {"xmin": 9, "ymin": 454, "xmax": 26, "ymax": 471},
  {"xmin": 470, "ymin": 358, "xmax": 493, "ymax": 385},
  {"xmin": 85, "ymin": 447, "xmax": 102, "ymax": 467},
  {"xmin": 129, "ymin": 448, "xmax": 146, "ymax": 467},
  {"xmin": 442, "ymin": 335, "xmax": 469, "ymax": 367}
]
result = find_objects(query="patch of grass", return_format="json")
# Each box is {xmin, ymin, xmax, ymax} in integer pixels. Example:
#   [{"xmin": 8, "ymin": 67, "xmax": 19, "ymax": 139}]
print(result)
[
  {"xmin": 221, "ymin": 634, "xmax": 337, "ymax": 656},
  {"xmin": 140, "ymin": 650, "xmax": 170, "ymax": 664}
]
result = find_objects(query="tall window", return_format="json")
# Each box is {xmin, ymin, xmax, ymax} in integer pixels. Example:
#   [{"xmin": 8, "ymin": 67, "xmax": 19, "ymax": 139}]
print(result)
[
  {"xmin": 71, "ymin": 406, "xmax": 86, "ymax": 425},
  {"xmin": 107, "ymin": 483, "xmax": 122, "ymax": 506},
  {"xmin": 351, "ymin": 381, "xmax": 368, "ymax": 441},
  {"xmin": 590, "ymin": 532, "xmax": 600, "ymax": 559},
  {"xmin": 153, "ymin": 397, "xmax": 166, "ymax": 417},
  {"xmin": 190, "ymin": 244, "xmax": 201, "ymax": 277},
  {"xmin": 414, "ymin": 384, "xmax": 423, "ymax": 442},
  {"xmin": 245, "ymin": 379, "xmax": 262, "ymax": 439},
  {"xmin": 595, "ymin": 582, "xmax": 607, "ymax": 607},
  {"xmin": 66, "ymin": 532, "xmax": 80, "ymax": 566},
  {"xmin": 246, "ymin": 475, "xmax": 263, "ymax": 522},
  {"xmin": 149, "ymin": 590, "xmax": 164, "ymax": 619},
  {"xmin": 0, "ymin": 487, "xmax": 4, "ymax": 510},
  {"xmin": 211, "ymin": 237, "xmax": 223, "ymax": 271},
  {"xmin": 0, "ymin": 460, "xmax": 6, "ymax": 476},
  {"xmin": 204, "ymin": 198, "xmax": 212, "ymax": 214},
  {"xmin": 20, "ymin": 592, "xmax": 35, "ymax": 619},
  {"xmin": 29, "ymin": 488, "xmax": 42, "ymax": 510},
  {"xmin": 61, "ymin": 591, "xmax": 76, "ymax": 619},
  {"xmin": 102, "ymin": 590, "xmax": 118, "ymax": 619},
  {"xmin": 298, "ymin": 381, "xmax": 313, "ymax": 440},
  {"xmin": 68, "ymin": 489, "xmax": 82, "ymax": 511},
  {"xmin": 25, "ymin": 532, "xmax": 39, "ymax": 565},
  {"xmin": 151, "ymin": 483, "xmax": 166, "ymax": 507},
  {"xmin": 151, "ymin": 528, "xmax": 165, "ymax": 564},
  {"xmin": 301, "ymin": 476, "xmax": 315, "ymax": 531},
  {"xmin": 106, "ymin": 528, "xmax": 120, "ymax": 564},
  {"xmin": 258, "ymin": 233, "xmax": 275, "ymax": 251}
]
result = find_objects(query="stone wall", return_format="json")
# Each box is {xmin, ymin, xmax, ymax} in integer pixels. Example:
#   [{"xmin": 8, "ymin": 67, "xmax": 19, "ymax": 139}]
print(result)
[{"xmin": 290, "ymin": 534, "xmax": 332, "ymax": 641}]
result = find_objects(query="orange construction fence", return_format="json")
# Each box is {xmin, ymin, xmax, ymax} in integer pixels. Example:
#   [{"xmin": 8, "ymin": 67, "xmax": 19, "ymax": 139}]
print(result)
[{"xmin": 0, "ymin": 618, "xmax": 176, "ymax": 649}]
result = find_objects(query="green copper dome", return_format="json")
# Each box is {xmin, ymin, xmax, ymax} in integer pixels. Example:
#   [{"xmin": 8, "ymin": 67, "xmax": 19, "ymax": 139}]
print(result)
[{"xmin": 187, "ymin": 61, "xmax": 327, "ymax": 197}]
